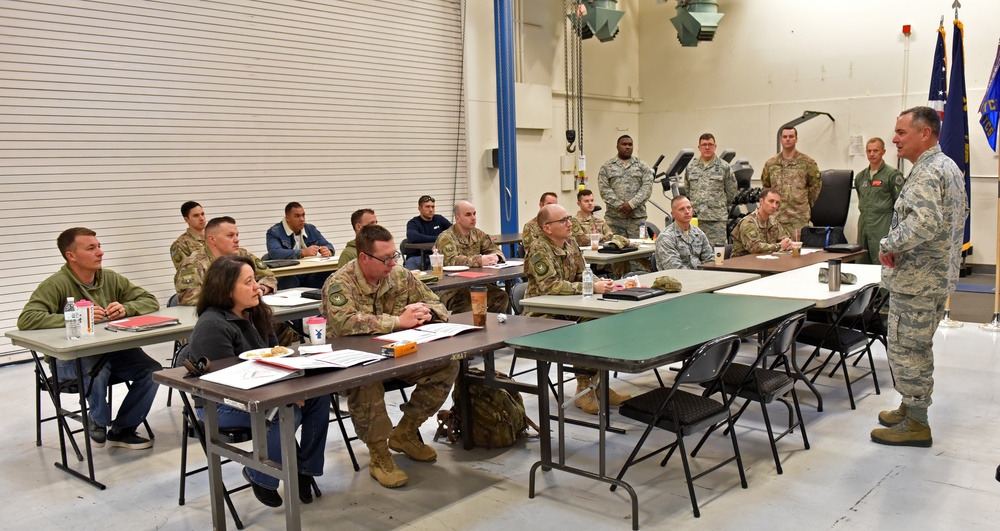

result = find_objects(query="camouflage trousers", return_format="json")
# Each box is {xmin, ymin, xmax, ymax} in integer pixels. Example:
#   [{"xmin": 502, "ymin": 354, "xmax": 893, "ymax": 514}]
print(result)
[
  {"xmin": 777, "ymin": 219, "xmax": 808, "ymax": 241},
  {"xmin": 440, "ymin": 285, "xmax": 509, "ymax": 314},
  {"xmin": 886, "ymin": 292, "xmax": 946, "ymax": 423},
  {"xmin": 605, "ymin": 215, "xmax": 646, "ymax": 239},
  {"xmin": 698, "ymin": 220, "xmax": 729, "ymax": 246},
  {"xmin": 346, "ymin": 360, "xmax": 459, "ymax": 445}
]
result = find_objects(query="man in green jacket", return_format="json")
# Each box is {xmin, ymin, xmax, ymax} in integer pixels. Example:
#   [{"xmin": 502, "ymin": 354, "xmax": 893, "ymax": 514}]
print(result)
[{"xmin": 18, "ymin": 227, "xmax": 162, "ymax": 450}]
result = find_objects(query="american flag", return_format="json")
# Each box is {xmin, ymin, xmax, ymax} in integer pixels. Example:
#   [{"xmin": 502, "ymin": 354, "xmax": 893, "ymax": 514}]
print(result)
[{"xmin": 928, "ymin": 24, "xmax": 947, "ymax": 118}]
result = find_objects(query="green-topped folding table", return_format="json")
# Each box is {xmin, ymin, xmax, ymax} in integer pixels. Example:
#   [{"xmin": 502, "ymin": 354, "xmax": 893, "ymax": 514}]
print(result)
[{"xmin": 506, "ymin": 293, "xmax": 814, "ymax": 530}]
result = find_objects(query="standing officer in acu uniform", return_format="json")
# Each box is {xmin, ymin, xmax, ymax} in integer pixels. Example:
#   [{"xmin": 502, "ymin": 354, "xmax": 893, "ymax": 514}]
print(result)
[
  {"xmin": 598, "ymin": 135, "xmax": 654, "ymax": 238},
  {"xmin": 854, "ymin": 137, "xmax": 904, "ymax": 264},
  {"xmin": 761, "ymin": 126, "xmax": 822, "ymax": 237},
  {"xmin": 683, "ymin": 133, "xmax": 737, "ymax": 246},
  {"xmin": 871, "ymin": 106, "xmax": 967, "ymax": 448}
]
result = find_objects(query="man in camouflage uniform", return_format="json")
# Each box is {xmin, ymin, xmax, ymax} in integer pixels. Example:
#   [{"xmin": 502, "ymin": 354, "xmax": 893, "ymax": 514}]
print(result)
[
  {"xmin": 322, "ymin": 224, "xmax": 456, "ymax": 488},
  {"xmin": 571, "ymin": 188, "xmax": 614, "ymax": 246},
  {"xmin": 520, "ymin": 192, "xmax": 558, "ymax": 255},
  {"xmin": 337, "ymin": 208, "xmax": 378, "ymax": 268},
  {"xmin": 730, "ymin": 189, "xmax": 793, "ymax": 257},
  {"xmin": 435, "ymin": 200, "xmax": 509, "ymax": 313},
  {"xmin": 598, "ymin": 135, "xmax": 653, "ymax": 238},
  {"xmin": 169, "ymin": 201, "xmax": 206, "ymax": 271},
  {"xmin": 174, "ymin": 216, "xmax": 277, "ymax": 306},
  {"xmin": 870, "ymin": 106, "xmax": 967, "ymax": 448},
  {"xmin": 855, "ymin": 137, "xmax": 905, "ymax": 264},
  {"xmin": 760, "ymin": 127, "xmax": 822, "ymax": 238},
  {"xmin": 655, "ymin": 196, "xmax": 714, "ymax": 270},
  {"xmin": 683, "ymin": 133, "xmax": 737, "ymax": 246},
  {"xmin": 525, "ymin": 204, "xmax": 630, "ymax": 415}
]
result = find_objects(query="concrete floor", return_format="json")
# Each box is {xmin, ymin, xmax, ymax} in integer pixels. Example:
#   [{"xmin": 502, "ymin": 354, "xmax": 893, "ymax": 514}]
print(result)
[{"xmin": 3, "ymin": 317, "xmax": 1000, "ymax": 530}]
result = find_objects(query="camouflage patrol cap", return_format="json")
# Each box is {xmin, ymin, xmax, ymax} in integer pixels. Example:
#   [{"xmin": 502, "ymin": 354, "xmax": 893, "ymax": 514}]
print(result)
[
  {"xmin": 651, "ymin": 275, "xmax": 682, "ymax": 293},
  {"xmin": 817, "ymin": 267, "xmax": 858, "ymax": 285},
  {"xmin": 607, "ymin": 234, "xmax": 630, "ymax": 249}
]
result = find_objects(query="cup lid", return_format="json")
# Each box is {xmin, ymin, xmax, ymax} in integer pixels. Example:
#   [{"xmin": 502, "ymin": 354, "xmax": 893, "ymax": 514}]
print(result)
[
  {"xmin": 305, "ymin": 316, "xmax": 327, "ymax": 324},
  {"xmin": 75, "ymin": 300, "xmax": 94, "ymax": 307}
]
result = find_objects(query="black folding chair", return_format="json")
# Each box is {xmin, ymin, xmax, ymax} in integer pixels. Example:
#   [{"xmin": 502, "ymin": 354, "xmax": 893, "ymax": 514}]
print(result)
[
  {"xmin": 693, "ymin": 313, "xmax": 810, "ymax": 474},
  {"xmin": 612, "ymin": 334, "xmax": 746, "ymax": 518},
  {"xmin": 797, "ymin": 284, "xmax": 881, "ymax": 410}
]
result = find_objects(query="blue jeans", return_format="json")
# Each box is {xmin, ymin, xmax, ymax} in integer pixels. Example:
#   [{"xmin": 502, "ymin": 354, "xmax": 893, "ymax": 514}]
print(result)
[
  {"xmin": 55, "ymin": 348, "xmax": 160, "ymax": 431},
  {"xmin": 404, "ymin": 255, "xmax": 427, "ymax": 271},
  {"xmin": 200, "ymin": 394, "xmax": 331, "ymax": 490}
]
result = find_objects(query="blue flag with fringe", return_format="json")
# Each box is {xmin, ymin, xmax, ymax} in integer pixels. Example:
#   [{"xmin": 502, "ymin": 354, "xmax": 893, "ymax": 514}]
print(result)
[
  {"xmin": 939, "ymin": 18, "xmax": 970, "ymax": 248},
  {"xmin": 979, "ymin": 41, "xmax": 1000, "ymax": 152}
]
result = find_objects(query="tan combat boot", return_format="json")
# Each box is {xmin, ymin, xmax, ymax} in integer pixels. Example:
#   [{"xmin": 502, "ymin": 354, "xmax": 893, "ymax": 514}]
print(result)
[
  {"xmin": 389, "ymin": 416, "xmax": 437, "ymax": 462},
  {"xmin": 368, "ymin": 442, "xmax": 408, "ymax": 488},
  {"xmin": 607, "ymin": 386, "xmax": 632, "ymax": 406},
  {"xmin": 870, "ymin": 417, "xmax": 932, "ymax": 448},
  {"xmin": 878, "ymin": 404, "xmax": 907, "ymax": 427},
  {"xmin": 574, "ymin": 375, "xmax": 599, "ymax": 415}
]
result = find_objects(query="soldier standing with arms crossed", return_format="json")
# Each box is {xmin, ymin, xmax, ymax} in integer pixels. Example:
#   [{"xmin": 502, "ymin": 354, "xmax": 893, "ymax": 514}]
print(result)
[
  {"xmin": 761, "ymin": 126, "xmax": 822, "ymax": 237},
  {"xmin": 598, "ymin": 135, "xmax": 653, "ymax": 238},
  {"xmin": 870, "ymin": 106, "xmax": 967, "ymax": 448}
]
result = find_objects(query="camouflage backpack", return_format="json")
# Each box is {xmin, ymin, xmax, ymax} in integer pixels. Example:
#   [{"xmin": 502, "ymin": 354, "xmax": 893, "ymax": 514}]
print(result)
[{"xmin": 435, "ymin": 368, "xmax": 538, "ymax": 448}]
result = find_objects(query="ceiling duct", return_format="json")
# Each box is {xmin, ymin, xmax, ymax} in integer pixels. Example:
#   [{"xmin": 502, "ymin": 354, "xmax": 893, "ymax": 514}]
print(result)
[
  {"xmin": 574, "ymin": 0, "xmax": 625, "ymax": 43},
  {"xmin": 671, "ymin": 0, "xmax": 724, "ymax": 47}
]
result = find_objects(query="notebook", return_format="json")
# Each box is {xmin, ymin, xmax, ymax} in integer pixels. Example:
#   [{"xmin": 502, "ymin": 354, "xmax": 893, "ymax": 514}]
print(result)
[
  {"xmin": 106, "ymin": 315, "xmax": 181, "ymax": 332},
  {"xmin": 264, "ymin": 259, "xmax": 300, "ymax": 268},
  {"xmin": 597, "ymin": 245, "xmax": 639, "ymax": 254},
  {"xmin": 601, "ymin": 287, "xmax": 667, "ymax": 301}
]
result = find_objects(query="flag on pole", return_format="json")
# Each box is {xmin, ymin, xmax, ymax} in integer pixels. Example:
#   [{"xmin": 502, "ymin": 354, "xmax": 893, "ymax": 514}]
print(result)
[
  {"xmin": 940, "ymin": 18, "xmax": 971, "ymax": 249},
  {"xmin": 979, "ymin": 41, "xmax": 1000, "ymax": 152},
  {"xmin": 928, "ymin": 23, "xmax": 948, "ymax": 118}
]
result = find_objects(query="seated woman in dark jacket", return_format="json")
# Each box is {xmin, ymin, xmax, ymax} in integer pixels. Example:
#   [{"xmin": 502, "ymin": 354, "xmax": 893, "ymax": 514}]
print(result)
[{"xmin": 187, "ymin": 255, "xmax": 330, "ymax": 508}]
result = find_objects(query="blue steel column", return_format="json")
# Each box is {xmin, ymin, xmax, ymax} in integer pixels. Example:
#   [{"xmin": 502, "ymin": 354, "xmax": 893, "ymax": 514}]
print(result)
[{"xmin": 494, "ymin": 0, "xmax": 519, "ymax": 234}]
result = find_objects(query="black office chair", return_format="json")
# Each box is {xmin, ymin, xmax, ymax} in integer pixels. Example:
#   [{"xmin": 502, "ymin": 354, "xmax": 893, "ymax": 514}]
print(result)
[
  {"xmin": 797, "ymin": 284, "xmax": 881, "ymax": 410},
  {"xmin": 693, "ymin": 313, "xmax": 810, "ymax": 474},
  {"xmin": 612, "ymin": 335, "xmax": 746, "ymax": 518}
]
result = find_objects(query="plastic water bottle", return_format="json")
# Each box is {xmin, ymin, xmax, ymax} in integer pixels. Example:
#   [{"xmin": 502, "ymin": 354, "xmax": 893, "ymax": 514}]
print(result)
[
  {"xmin": 638, "ymin": 222, "xmax": 646, "ymax": 240},
  {"xmin": 64, "ymin": 297, "xmax": 81, "ymax": 340},
  {"xmin": 582, "ymin": 266, "xmax": 594, "ymax": 298}
]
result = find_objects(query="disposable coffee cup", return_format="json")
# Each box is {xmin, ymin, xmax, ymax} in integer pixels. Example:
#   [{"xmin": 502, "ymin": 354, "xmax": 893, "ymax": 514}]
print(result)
[
  {"xmin": 76, "ymin": 300, "xmax": 95, "ymax": 336},
  {"xmin": 470, "ymin": 286, "xmax": 487, "ymax": 327},
  {"xmin": 305, "ymin": 316, "xmax": 327, "ymax": 345},
  {"xmin": 714, "ymin": 246, "xmax": 725, "ymax": 265},
  {"xmin": 590, "ymin": 233, "xmax": 599, "ymax": 251}
]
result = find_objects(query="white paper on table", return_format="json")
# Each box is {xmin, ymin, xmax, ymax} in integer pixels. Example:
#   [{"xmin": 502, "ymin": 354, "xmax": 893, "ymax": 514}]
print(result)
[
  {"xmin": 376, "ymin": 323, "xmax": 482, "ymax": 344},
  {"xmin": 262, "ymin": 293, "xmax": 315, "ymax": 306},
  {"xmin": 484, "ymin": 260, "xmax": 523, "ymax": 269},
  {"xmin": 259, "ymin": 349, "xmax": 384, "ymax": 370},
  {"xmin": 298, "ymin": 344, "xmax": 334, "ymax": 355}
]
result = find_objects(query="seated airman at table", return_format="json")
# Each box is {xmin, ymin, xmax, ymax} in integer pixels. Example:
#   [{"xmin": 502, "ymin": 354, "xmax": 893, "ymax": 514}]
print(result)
[
  {"xmin": 175, "ymin": 216, "xmax": 277, "ymax": 306},
  {"xmin": 169, "ymin": 200, "xmax": 207, "ymax": 271},
  {"xmin": 655, "ymin": 195, "xmax": 714, "ymax": 270},
  {"xmin": 322, "ymin": 224, "xmax": 456, "ymax": 489},
  {"xmin": 18, "ymin": 227, "xmax": 161, "ymax": 450},
  {"xmin": 435, "ymin": 200, "xmax": 509, "ymax": 314},
  {"xmin": 183, "ymin": 255, "xmax": 330, "ymax": 508},
  {"xmin": 265, "ymin": 201, "xmax": 335, "ymax": 289},
  {"xmin": 337, "ymin": 208, "xmax": 378, "ymax": 269},
  {"xmin": 524, "ymin": 204, "xmax": 631, "ymax": 415},
  {"xmin": 520, "ymin": 191, "xmax": 559, "ymax": 255},
  {"xmin": 730, "ymin": 188, "xmax": 793, "ymax": 257}
]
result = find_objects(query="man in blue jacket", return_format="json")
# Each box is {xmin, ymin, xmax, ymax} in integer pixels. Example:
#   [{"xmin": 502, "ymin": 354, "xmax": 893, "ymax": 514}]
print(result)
[
  {"xmin": 265, "ymin": 202, "xmax": 335, "ymax": 289},
  {"xmin": 404, "ymin": 195, "xmax": 452, "ymax": 270}
]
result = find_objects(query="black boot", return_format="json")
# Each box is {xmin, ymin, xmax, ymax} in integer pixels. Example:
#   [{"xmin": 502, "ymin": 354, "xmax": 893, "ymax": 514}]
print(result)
[{"xmin": 243, "ymin": 468, "xmax": 282, "ymax": 507}]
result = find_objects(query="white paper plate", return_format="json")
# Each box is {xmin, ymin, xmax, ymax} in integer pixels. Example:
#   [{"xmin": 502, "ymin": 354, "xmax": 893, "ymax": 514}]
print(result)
[
  {"xmin": 239, "ymin": 347, "xmax": 295, "ymax": 360},
  {"xmin": 442, "ymin": 265, "xmax": 469, "ymax": 272}
]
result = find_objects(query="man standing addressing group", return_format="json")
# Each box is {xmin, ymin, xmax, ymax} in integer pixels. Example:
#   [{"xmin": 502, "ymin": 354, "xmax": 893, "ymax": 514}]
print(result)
[
  {"xmin": 598, "ymin": 135, "xmax": 653, "ymax": 238},
  {"xmin": 655, "ymin": 195, "xmax": 714, "ymax": 270},
  {"xmin": 761, "ymin": 126, "xmax": 822, "ymax": 237},
  {"xmin": 435, "ymin": 200, "xmax": 509, "ymax": 314},
  {"xmin": 524, "ymin": 204, "xmax": 631, "ymax": 415},
  {"xmin": 18, "ymin": 228, "xmax": 160, "ymax": 450},
  {"xmin": 404, "ymin": 195, "xmax": 452, "ymax": 270},
  {"xmin": 870, "ymin": 106, "xmax": 967, "ymax": 448},
  {"xmin": 855, "ymin": 137, "xmax": 905, "ymax": 265},
  {"xmin": 265, "ymin": 202, "xmax": 335, "ymax": 289},
  {"xmin": 683, "ymin": 133, "xmax": 737, "ymax": 246},
  {"xmin": 322, "ymin": 224, "xmax": 456, "ymax": 488}
]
